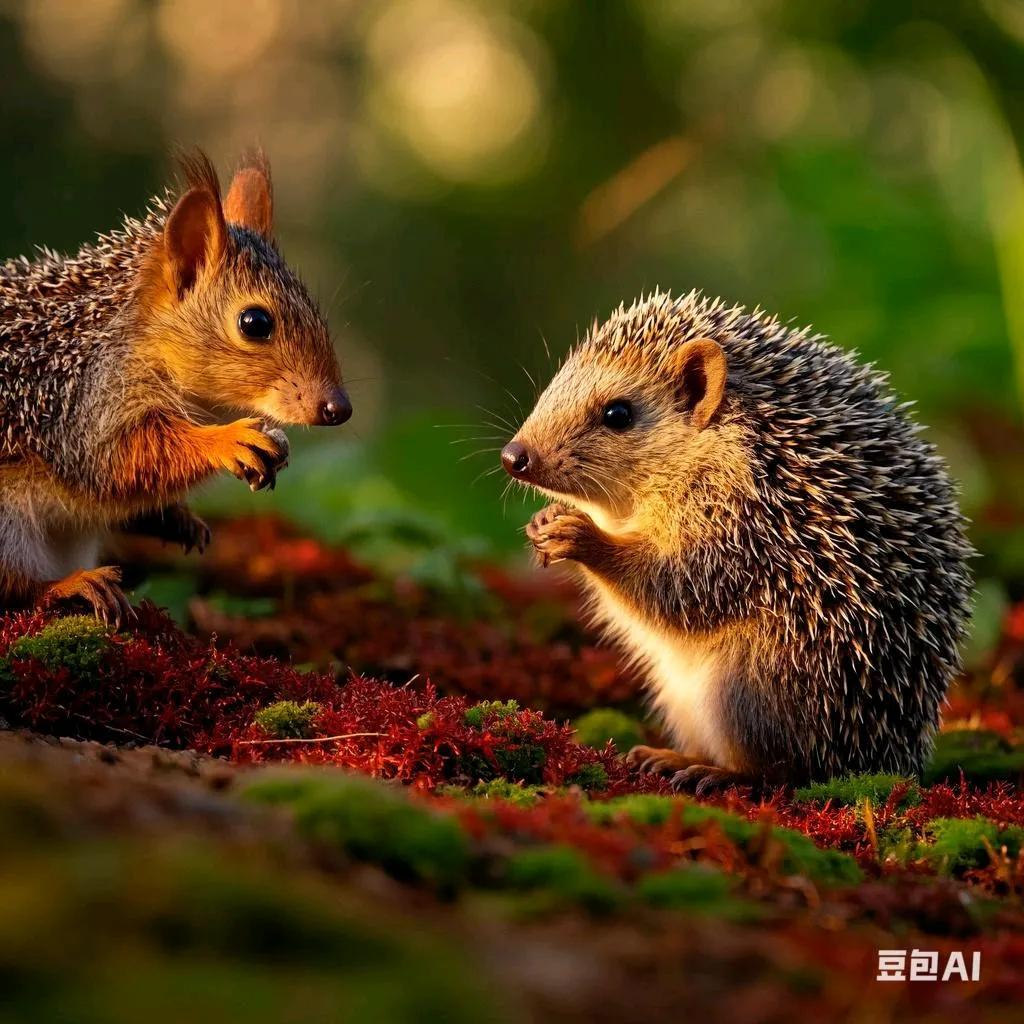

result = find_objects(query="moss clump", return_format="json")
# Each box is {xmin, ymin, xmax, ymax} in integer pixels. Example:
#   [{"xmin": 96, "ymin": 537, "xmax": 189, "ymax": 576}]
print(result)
[
  {"xmin": 463, "ymin": 700, "xmax": 520, "ymax": 729},
  {"xmin": 585, "ymin": 796, "xmax": 861, "ymax": 886},
  {"xmin": 253, "ymin": 701, "xmax": 322, "ymax": 740},
  {"xmin": 794, "ymin": 773, "xmax": 919, "ymax": 808},
  {"xmin": 3, "ymin": 616, "xmax": 110, "ymax": 681},
  {"xmin": 566, "ymin": 762, "xmax": 609, "ymax": 792},
  {"xmin": 922, "ymin": 816, "xmax": 1024, "ymax": 873},
  {"xmin": 637, "ymin": 866, "xmax": 759, "ymax": 920},
  {"xmin": 500, "ymin": 845, "xmax": 622, "ymax": 914},
  {"xmin": 465, "ymin": 779, "xmax": 544, "ymax": 806},
  {"xmin": 924, "ymin": 730, "xmax": 1024, "ymax": 786},
  {"xmin": 584, "ymin": 794, "xmax": 678, "ymax": 827},
  {"xmin": 460, "ymin": 740, "xmax": 547, "ymax": 785},
  {"xmin": 572, "ymin": 708, "xmax": 645, "ymax": 752},
  {"xmin": 1, "ymin": 829, "xmax": 500, "ymax": 1024},
  {"xmin": 242, "ymin": 772, "xmax": 469, "ymax": 890}
]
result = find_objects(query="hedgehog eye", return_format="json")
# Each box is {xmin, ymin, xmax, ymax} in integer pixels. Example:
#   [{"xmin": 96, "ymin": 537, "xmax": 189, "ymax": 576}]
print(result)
[
  {"xmin": 602, "ymin": 399, "xmax": 634, "ymax": 431},
  {"xmin": 237, "ymin": 306, "xmax": 274, "ymax": 341}
]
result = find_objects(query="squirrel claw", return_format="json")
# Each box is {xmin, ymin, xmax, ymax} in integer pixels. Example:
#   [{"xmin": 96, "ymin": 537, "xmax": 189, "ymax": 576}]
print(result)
[{"xmin": 43, "ymin": 566, "xmax": 134, "ymax": 629}]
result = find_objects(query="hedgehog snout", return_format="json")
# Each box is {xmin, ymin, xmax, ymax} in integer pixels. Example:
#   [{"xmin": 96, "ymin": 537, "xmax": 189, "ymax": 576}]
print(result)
[{"xmin": 501, "ymin": 440, "xmax": 535, "ymax": 481}]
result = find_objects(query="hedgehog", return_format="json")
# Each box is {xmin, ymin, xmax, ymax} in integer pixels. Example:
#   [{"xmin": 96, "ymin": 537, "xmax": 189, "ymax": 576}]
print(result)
[
  {"xmin": 0, "ymin": 151, "xmax": 350, "ymax": 624},
  {"xmin": 501, "ymin": 290, "xmax": 973, "ymax": 791}
]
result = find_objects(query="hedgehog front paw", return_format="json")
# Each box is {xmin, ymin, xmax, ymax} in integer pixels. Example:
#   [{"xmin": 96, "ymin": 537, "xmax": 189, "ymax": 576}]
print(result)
[{"xmin": 526, "ymin": 503, "xmax": 599, "ymax": 567}]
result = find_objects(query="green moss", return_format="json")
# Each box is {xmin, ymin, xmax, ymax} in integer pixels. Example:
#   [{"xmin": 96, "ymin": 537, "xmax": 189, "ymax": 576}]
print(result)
[
  {"xmin": 572, "ymin": 708, "xmax": 645, "ymax": 752},
  {"xmin": 566, "ymin": 762, "xmax": 609, "ymax": 792},
  {"xmin": 500, "ymin": 845, "xmax": 623, "ymax": 913},
  {"xmin": 1, "ymin": 835, "xmax": 504, "ymax": 1024},
  {"xmin": 794, "ymin": 773, "xmax": 919, "ymax": 808},
  {"xmin": 465, "ymin": 779, "xmax": 544, "ymax": 806},
  {"xmin": 415, "ymin": 712, "xmax": 435, "ymax": 730},
  {"xmin": 637, "ymin": 866, "xmax": 760, "ymax": 920},
  {"xmin": 3, "ymin": 616, "xmax": 110, "ymax": 682},
  {"xmin": 585, "ymin": 796, "xmax": 861, "ymax": 886},
  {"xmin": 923, "ymin": 729, "xmax": 1024, "ymax": 786},
  {"xmin": 460, "ymin": 741, "xmax": 547, "ymax": 785},
  {"xmin": 584, "ymin": 794, "xmax": 678, "ymax": 827},
  {"xmin": 463, "ymin": 700, "xmax": 520, "ymax": 729},
  {"xmin": 252, "ymin": 701, "xmax": 322, "ymax": 740},
  {"xmin": 241, "ymin": 772, "xmax": 469, "ymax": 890},
  {"xmin": 922, "ymin": 816, "xmax": 1024, "ymax": 873}
]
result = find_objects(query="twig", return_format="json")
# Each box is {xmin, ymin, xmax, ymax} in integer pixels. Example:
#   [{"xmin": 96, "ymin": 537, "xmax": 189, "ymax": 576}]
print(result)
[{"xmin": 236, "ymin": 732, "xmax": 384, "ymax": 746}]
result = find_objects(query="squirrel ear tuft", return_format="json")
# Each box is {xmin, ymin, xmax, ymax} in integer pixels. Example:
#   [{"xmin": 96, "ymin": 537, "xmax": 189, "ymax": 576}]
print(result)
[
  {"xmin": 163, "ymin": 187, "xmax": 226, "ymax": 299},
  {"xmin": 224, "ymin": 152, "xmax": 273, "ymax": 236},
  {"xmin": 668, "ymin": 338, "xmax": 727, "ymax": 430}
]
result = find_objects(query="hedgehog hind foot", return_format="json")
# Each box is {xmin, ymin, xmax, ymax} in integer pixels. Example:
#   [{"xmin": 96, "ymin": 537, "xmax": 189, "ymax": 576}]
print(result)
[
  {"xmin": 43, "ymin": 566, "xmax": 134, "ymax": 628},
  {"xmin": 627, "ymin": 745, "xmax": 705, "ymax": 776},
  {"xmin": 670, "ymin": 763, "xmax": 752, "ymax": 797}
]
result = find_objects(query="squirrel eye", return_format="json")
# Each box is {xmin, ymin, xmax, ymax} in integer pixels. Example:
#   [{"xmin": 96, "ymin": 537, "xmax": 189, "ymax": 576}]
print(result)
[
  {"xmin": 238, "ymin": 306, "xmax": 274, "ymax": 341},
  {"xmin": 602, "ymin": 400, "xmax": 634, "ymax": 431}
]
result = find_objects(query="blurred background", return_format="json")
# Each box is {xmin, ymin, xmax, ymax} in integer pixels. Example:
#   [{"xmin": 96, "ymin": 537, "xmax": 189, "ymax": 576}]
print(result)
[{"xmin": 2, "ymin": 0, "xmax": 1023, "ymax": 655}]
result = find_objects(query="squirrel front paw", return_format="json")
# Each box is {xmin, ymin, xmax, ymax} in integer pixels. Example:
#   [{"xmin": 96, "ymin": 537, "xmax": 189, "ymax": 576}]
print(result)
[
  {"xmin": 526, "ymin": 503, "xmax": 600, "ymax": 567},
  {"xmin": 212, "ymin": 420, "xmax": 289, "ymax": 492}
]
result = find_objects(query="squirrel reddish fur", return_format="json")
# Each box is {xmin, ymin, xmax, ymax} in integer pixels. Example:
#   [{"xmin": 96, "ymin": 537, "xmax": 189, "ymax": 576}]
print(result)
[
  {"xmin": 503, "ymin": 291, "xmax": 971, "ymax": 791},
  {"xmin": 0, "ymin": 151, "xmax": 350, "ymax": 624}
]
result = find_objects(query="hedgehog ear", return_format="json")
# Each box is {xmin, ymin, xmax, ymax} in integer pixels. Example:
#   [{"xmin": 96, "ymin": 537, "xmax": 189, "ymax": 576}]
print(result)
[
  {"xmin": 224, "ymin": 156, "xmax": 273, "ymax": 236},
  {"xmin": 668, "ymin": 338, "xmax": 727, "ymax": 430},
  {"xmin": 162, "ymin": 187, "xmax": 226, "ymax": 300}
]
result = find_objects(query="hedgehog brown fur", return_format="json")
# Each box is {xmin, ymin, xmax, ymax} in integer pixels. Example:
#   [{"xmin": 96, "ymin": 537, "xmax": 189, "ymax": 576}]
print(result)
[{"xmin": 506, "ymin": 290, "xmax": 973, "ymax": 788}]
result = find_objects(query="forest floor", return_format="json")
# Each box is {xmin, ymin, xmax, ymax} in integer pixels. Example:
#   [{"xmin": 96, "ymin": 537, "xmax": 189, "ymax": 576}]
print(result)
[{"xmin": 4, "ymin": 515, "xmax": 1024, "ymax": 1023}]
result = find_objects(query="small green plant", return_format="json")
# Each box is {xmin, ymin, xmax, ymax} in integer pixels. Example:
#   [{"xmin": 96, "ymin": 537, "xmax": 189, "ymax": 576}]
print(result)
[
  {"xmin": 573, "ymin": 708, "xmax": 645, "ymax": 752},
  {"xmin": 463, "ymin": 700, "xmax": 520, "ymax": 729},
  {"xmin": 416, "ymin": 712, "xmax": 436, "ymax": 730},
  {"xmin": 253, "ymin": 701, "xmax": 322, "ymax": 740},
  {"xmin": 4, "ymin": 616, "xmax": 110, "ymax": 682},
  {"xmin": 794, "ymin": 773, "xmax": 919, "ymax": 808}
]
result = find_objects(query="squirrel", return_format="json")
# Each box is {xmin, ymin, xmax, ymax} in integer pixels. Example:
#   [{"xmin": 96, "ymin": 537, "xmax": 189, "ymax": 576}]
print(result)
[
  {"xmin": 502, "ymin": 290, "xmax": 972, "ymax": 791},
  {"xmin": 0, "ymin": 150, "xmax": 350, "ymax": 625}
]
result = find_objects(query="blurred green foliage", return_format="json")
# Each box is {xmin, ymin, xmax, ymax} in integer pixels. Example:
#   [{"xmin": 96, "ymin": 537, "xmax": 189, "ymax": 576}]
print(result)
[{"xmin": 3, "ymin": 1, "xmax": 1024, "ymax": 649}]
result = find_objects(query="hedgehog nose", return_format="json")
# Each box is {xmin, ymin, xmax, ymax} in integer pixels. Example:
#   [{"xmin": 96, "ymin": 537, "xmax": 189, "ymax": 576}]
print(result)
[
  {"xmin": 501, "ymin": 441, "xmax": 532, "ymax": 478},
  {"xmin": 317, "ymin": 388, "xmax": 352, "ymax": 426}
]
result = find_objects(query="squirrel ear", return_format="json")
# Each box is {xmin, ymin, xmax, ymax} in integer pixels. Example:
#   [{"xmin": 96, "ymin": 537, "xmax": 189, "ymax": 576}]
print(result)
[
  {"xmin": 224, "ymin": 158, "xmax": 273, "ymax": 236},
  {"xmin": 668, "ymin": 338, "xmax": 727, "ymax": 430},
  {"xmin": 163, "ymin": 187, "xmax": 226, "ymax": 299}
]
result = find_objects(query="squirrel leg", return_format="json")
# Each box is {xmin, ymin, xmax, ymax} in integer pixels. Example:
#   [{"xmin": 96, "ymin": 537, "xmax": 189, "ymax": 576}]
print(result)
[
  {"xmin": 121, "ymin": 503, "xmax": 211, "ymax": 554},
  {"xmin": 108, "ymin": 415, "xmax": 288, "ymax": 500},
  {"xmin": 42, "ymin": 566, "xmax": 133, "ymax": 627}
]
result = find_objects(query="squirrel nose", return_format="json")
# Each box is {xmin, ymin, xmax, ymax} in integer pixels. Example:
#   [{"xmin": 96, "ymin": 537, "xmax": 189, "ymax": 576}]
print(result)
[
  {"xmin": 317, "ymin": 388, "xmax": 352, "ymax": 426},
  {"xmin": 501, "ymin": 441, "xmax": 532, "ymax": 478}
]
